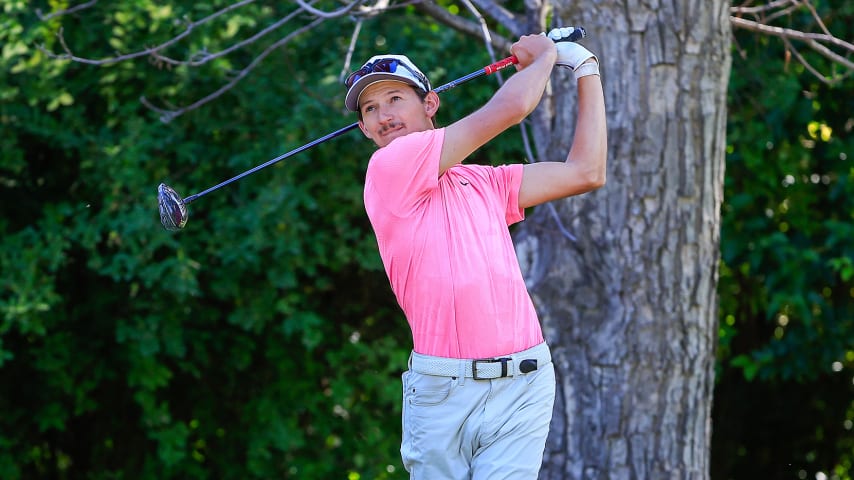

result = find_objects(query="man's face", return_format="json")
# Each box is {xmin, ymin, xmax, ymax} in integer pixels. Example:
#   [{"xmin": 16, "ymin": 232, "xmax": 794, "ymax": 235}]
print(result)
[{"xmin": 357, "ymin": 81, "xmax": 438, "ymax": 148}]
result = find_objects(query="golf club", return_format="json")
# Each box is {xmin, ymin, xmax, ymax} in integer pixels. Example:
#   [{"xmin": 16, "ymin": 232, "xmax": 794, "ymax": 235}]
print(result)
[{"xmin": 158, "ymin": 27, "xmax": 587, "ymax": 231}]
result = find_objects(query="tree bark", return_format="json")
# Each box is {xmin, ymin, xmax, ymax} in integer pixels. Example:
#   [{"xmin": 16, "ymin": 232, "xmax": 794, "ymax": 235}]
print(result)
[{"xmin": 514, "ymin": 1, "xmax": 732, "ymax": 478}]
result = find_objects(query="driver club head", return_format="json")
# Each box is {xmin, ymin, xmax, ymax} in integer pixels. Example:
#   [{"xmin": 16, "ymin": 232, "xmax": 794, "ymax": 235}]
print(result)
[{"xmin": 158, "ymin": 183, "xmax": 188, "ymax": 231}]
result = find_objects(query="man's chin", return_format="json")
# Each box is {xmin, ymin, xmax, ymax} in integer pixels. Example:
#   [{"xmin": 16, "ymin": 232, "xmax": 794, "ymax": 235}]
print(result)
[{"xmin": 379, "ymin": 129, "xmax": 406, "ymax": 145}]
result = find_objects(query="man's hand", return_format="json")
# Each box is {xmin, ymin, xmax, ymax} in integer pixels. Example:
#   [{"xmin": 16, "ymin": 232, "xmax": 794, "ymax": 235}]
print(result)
[
  {"xmin": 548, "ymin": 27, "xmax": 600, "ymax": 80},
  {"xmin": 511, "ymin": 34, "xmax": 557, "ymax": 71}
]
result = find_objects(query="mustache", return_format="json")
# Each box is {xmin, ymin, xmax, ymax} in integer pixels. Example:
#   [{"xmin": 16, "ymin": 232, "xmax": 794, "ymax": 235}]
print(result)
[{"xmin": 379, "ymin": 122, "xmax": 403, "ymax": 134}]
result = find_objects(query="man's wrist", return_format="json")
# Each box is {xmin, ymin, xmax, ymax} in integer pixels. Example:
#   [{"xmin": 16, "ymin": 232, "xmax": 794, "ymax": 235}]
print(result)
[{"xmin": 574, "ymin": 60, "xmax": 600, "ymax": 80}]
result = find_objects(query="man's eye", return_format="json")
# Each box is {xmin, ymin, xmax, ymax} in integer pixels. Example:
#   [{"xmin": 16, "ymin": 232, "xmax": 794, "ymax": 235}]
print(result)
[{"xmin": 363, "ymin": 105, "xmax": 375, "ymax": 113}]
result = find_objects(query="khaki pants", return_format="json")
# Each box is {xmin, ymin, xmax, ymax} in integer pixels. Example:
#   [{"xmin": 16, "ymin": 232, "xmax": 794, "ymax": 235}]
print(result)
[{"xmin": 400, "ymin": 343, "xmax": 556, "ymax": 479}]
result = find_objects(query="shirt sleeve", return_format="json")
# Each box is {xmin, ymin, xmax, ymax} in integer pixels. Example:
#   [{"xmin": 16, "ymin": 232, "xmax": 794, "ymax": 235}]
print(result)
[
  {"xmin": 365, "ymin": 129, "xmax": 444, "ymax": 217},
  {"xmin": 493, "ymin": 163, "xmax": 526, "ymax": 225}
]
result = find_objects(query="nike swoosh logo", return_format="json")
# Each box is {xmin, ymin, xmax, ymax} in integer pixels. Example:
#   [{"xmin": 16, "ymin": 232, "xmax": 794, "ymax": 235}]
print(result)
[{"xmin": 460, "ymin": 180, "xmax": 469, "ymax": 186}]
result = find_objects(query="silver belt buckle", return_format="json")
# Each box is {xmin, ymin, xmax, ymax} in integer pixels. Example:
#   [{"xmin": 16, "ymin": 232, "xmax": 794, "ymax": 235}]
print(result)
[{"xmin": 471, "ymin": 357, "xmax": 510, "ymax": 380}]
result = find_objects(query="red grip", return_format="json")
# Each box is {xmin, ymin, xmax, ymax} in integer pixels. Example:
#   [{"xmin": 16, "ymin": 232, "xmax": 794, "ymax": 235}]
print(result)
[{"xmin": 483, "ymin": 56, "xmax": 518, "ymax": 75}]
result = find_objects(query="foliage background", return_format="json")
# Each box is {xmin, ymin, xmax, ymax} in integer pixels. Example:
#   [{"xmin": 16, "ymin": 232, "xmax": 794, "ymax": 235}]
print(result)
[
  {"xmin": 0, "ymin": 1, "xmax": 851, "ymax": 479},
  {"xmin": 713, "ymin": 2, "xmax": 854, "ymax": 478}
]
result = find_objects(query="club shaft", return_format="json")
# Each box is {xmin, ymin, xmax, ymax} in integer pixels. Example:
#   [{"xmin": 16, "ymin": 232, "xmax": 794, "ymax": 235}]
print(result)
[
  {"xmin": 182, "ymin": 26, "xmax": 587, "ymax": 203},
  {"xmin": 183, "ymin": 123, "xmax": 359, "ymax": 204},
  {"xmin": 434, "ymin": 55, "xmax": 518, "ymax": 94},
  {"xmin": 181, "ymin": 59, "xmax": 517, "ymax": 204}
]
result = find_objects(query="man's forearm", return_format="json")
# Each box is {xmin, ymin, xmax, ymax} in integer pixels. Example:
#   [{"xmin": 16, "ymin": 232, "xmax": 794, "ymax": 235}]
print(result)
[
  {"xmin": 485, "ymin": 34, "xmax": 557, "ymax": 124},
  {"xmin": 509, "ymin": 56, "xmax": 555, "ymax": 116},
  {"xmin": 567, "ymin": 72, "xmax": 607, "ymax": 183}
]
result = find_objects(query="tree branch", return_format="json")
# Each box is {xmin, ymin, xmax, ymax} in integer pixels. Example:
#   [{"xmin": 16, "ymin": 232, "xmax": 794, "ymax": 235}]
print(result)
[
  {"xmin": 459, "ymin": 0, "xmax": 502, "ymax": 69},
  {"xmin": 294, "ymin": 0, "xmax": 369, "ymax": 19},
  {"xmin": 545, "ymin": 202, "xmax": 578, "ymax": 243},
  {"xmin": 41, "ymin": 0, "xmax": 852, "ymax": 123},
  {"xmin": 413, "ymin": 1, "xmax": 513, "ymax": 54},
  {"xmin": 151, "ymin": 8, "xmax": 306, "ymax": 67},
  {"xmin": 36, "ymin": 0, "xmax": 98, "ymax": 21},
  {"xmin": 730, "ymin": 0, "xmax": 853, "ymax": 86},
  {"xmin": 781, "ymin": 37, "xmax": 834, "ymax": 86},
  {"xmin": 730, "ymin": 0, "xmax": 796, "ymax": 15},
  {"xmin": 142, "ymin": 17, "xmax": 325, "ymax": 123},
  {"xmin": 39, "ymin": 0, "xmax": 259, "ymax": 66},
  {"xmin": 801, "ymin": 0, "xmax": 834, "ymax": 38},
  {"xmin": 339, "ymin": 20, "xmax": 365, "ymax": 83},
  {"xmin": 730, "ymin": 16, "xmax": 854, "ymax": 71},
  {"xmin": 469, "ymin": 0, "xmax": 523, "ymax": 35}
]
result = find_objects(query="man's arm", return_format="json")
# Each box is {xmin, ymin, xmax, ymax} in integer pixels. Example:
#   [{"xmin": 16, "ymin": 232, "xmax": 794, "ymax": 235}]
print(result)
[
  {"xmin": 517, "ymin": 63, "xmax": 607, "ymax": 209},
  {"xmin": 438, "ymin": 34, "xmax": 557, "ymax": 176}
]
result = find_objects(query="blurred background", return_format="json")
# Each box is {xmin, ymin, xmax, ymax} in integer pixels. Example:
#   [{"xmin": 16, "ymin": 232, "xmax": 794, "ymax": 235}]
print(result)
[{"xmin": 1, "ymin": 1, "xmax": 851, "ymax": 479}]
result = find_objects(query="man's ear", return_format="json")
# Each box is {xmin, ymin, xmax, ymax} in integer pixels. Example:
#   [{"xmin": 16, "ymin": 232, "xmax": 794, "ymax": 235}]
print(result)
[
  {"xmin": 358, "ymin": 120, "xmax": 370, "ymax": 138},
  {"xmin": 423, "ymin": 91, "xmax": 440, "ymax": 119}
]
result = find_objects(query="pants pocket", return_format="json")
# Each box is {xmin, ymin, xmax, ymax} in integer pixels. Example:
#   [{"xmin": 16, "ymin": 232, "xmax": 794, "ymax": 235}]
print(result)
[
  {"xmin": 407, "ymin": 371, "xmax": 455, "ymax": 406},
  {"xmin": 401, "ymin": 371, "xmax": 458, "ymax": 474}
]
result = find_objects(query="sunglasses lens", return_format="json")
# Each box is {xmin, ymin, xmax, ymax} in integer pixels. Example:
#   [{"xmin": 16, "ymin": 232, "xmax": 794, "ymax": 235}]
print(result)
[
  {"xmin": 345, "ymin": 68, "xmax": 367, "ymax": 88},
  {"xmin": 345, "ymin": 59, "xmax": 400, "ymax": 88},
  {"xmin": 371, "ymin": 59, "xmax": 397, "ymax": 73}
]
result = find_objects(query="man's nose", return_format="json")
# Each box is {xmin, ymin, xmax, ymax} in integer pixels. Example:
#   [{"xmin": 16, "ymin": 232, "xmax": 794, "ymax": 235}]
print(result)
[{"xmin": 377, "ymin": 106, "xmax": 394, "ymax": 122}]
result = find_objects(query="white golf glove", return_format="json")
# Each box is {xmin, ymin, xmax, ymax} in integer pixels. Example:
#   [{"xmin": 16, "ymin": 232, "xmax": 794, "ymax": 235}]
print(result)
[{"xmin": 548, "ymin": 27, "xmax": 600, "ymax": 80}]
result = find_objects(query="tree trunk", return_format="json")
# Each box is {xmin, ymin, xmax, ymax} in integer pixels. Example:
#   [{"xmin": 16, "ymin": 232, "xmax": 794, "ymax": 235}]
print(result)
[{"xmin": 514, "ymin": 1, "xmax": 731, "ymax": 478}]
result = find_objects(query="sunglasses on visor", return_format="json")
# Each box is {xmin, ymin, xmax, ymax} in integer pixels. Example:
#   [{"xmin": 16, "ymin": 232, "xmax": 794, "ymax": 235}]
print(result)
[{"xmin": 345, "ymin": 58, "xmax": 430, "ymax": 91}]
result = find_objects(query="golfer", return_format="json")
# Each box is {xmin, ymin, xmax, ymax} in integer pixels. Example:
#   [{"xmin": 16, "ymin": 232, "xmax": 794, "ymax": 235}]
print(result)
[{"xmin": 345, "ymin": 29, "xmax": 606, "ymax": 479}]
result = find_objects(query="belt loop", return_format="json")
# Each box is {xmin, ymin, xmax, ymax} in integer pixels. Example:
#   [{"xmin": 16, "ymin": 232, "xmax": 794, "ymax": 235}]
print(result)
[{"xmin": 457, "ymin": 360, "xmax": 466, "ymax": 385}]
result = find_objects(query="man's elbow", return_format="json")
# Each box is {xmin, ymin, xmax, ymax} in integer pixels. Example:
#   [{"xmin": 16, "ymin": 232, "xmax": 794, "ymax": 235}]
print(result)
[
  {"xmin": 582, "ymin": 156, "xmax": 607, "ymax": 191},
  {"xmin": 567, "ymin": 144, "xmax": 607, "ymax": 192},
  {"xmin": 589, "ymin": 167, "xmax": 607, "ymax": 190}
]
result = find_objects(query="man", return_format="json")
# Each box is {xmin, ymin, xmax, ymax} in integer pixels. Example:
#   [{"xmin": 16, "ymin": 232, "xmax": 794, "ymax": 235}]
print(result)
[{"xmin": 344, "ymin": 28, "xmax": 606, "ymax": 479}]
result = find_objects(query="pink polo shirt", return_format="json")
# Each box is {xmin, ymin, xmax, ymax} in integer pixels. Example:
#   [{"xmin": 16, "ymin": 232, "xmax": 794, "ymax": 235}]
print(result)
[{"xmin": 363, "ymin": 128, "xmax": 543, "ymax": 359}]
